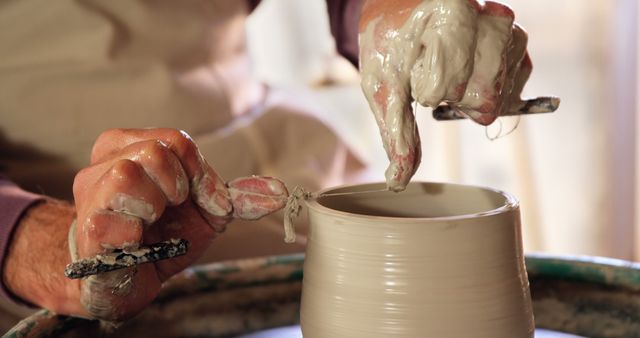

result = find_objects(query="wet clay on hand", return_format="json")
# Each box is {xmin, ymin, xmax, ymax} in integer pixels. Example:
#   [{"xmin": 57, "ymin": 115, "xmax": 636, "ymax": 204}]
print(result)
[
  {"xmin": 72, "ymin": 128, "xmax": 289, "ymax": 321},
  {"xmin": 74, "ymin": 175, "xmax": 288, "ymax": 321},
  {"xmin": 359, "ymin": 0, "xmax": 534, "ymax": 191}
]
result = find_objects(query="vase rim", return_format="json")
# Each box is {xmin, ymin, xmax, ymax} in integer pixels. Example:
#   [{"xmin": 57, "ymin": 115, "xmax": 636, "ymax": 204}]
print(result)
[{"xmin": 305, "ymin": 181, "xmax": 519, "ymax": 222}]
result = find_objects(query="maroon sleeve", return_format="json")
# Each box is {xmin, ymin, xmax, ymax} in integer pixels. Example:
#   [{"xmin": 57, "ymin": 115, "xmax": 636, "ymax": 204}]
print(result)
[
  {"xmin": 248, "ymin": 0, "xmax": 363, "ymax": 67},
  {"xmin": 325, "ymin": 0, "xmax": 364, "ymax": 67},
  {"xmin": 247, "ymin": 0, "xmax": 261, "ymax": 11},
  {"xmin": 0, "ymin": 177, "xmax": 43, "ymax": 303}
]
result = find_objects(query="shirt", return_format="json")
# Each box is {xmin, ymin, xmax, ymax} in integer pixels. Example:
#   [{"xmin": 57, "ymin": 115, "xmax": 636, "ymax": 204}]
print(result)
[{"xmin": 0, "ymin": 0, "xmax": 363, "ymax": 311}]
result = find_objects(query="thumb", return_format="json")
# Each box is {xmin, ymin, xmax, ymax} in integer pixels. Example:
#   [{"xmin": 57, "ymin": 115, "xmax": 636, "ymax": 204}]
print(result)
[
  {"xmin": 80, "ymin": 265, "xmax": 159, "ymax": 322},
  {"xmin": 362, "ymin": 75, "xmax": 421, "ymax": 192}
]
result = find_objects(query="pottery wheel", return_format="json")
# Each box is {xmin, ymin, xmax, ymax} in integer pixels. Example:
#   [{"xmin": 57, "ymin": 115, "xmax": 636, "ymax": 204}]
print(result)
[{"xmin": 237, "ymin": 326, "xmax": 588, "ymax": 338}]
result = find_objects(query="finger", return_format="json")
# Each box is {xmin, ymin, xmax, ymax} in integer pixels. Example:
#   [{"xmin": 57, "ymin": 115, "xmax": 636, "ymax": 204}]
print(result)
[
  {"xmin": 75, "ymin": 160, "xmax": 167, "ymax": 320},
  {"xmin": 91, "ymin": 128, "xmax": 232, "ymax": 223},
  {"xmin": 459, "ymin": 23, "xmax": 528, "ymax": 122},
  {"xmin": 77, "ymin": 210, "xmax": 143, "ymax": 258},
  {"xmin": 411, "ymin": 0, "xmax": 480, "ymax": 107},
  {"xmin": 93, "ymin": 159, "xmax": 167, "ymax": 224},
  {"xmin": 507, "ymin": 52, "xmax": 533, "ymax": 111},
  {"xmin": 91, "ymin": 140, "xmax": 189, "ymax": 206},
  {"xmin": 228, "ymin": 176, "xmax": 289, "ymax": 220},
  {"xmin": 76, "ymin": 159, "xmax": 167, "ymax": 257},
  {"xmin": 359, "ymin": 0, "xmax": 423, "ymax": 33},
  {"xmin": 360, "ymin": 0, "xmax": 423, "ymax": 192},
  {"xmin": 92, "ymin": 129, "xmax": 213, "ymax": 181},
  {"xmin": 73, "ymin": 162, "xmax": 167, "ymax": 320},
  {"xmin": 456, "ymin": 1, "xmax": 515, "ymax": 125},
  {"xmin": 361, "ymin": 75, "xmax": 421, "ymax": 192},
  {"xmin": 497, "ymin": 23, "xmax": 529, "ymax": 114}
]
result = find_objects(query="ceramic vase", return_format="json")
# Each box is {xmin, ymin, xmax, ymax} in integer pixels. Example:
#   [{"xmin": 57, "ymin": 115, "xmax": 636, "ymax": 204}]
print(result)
[{"xmin": 300, "ymin": 182, "xmax": 534, "ymax": 338}]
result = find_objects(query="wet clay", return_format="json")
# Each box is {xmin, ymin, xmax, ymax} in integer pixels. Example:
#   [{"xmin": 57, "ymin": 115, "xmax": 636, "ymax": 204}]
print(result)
[
  {"xmin": 300, "ymin": 182, "xmax": 534, "ymax": 338},
  {"xmin": 359, "ymin": 1, "xmax": 532, "ymax": 190}
]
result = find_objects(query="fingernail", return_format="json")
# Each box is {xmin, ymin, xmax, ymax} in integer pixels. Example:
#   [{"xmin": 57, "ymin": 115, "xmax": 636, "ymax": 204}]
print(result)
[
  {"xmin": 227, "ymin": 176, "xmax": 288, "ymax": 198},
  {"xmin": 228, "ymin": 176, "xmax": 289, "ymax": 220}
]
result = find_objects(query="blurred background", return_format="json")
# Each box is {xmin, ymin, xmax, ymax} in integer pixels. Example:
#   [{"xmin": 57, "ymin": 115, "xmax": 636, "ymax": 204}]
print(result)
[
  {"xmin": 1, "ymin": 0, "xmax": 637, "ymax": 333},
  {"xmin": 246, "ymin": 0, "xmax": 639, "ymax": 260}
]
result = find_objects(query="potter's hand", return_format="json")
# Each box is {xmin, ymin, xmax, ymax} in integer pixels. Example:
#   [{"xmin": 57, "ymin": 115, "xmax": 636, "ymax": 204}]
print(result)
[
  {"xmin": 70, "ymin": 128, "xmax": 287, "ymax": 321},
  {"xmin": 359, "ymin": 0, "xmax": 532, "ymax": 191}
]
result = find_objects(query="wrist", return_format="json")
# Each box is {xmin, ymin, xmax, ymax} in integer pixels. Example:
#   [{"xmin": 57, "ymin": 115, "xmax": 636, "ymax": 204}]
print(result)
[{"xmin": 3, "ymin": 198, "xmax": 85, "ymax": 315}]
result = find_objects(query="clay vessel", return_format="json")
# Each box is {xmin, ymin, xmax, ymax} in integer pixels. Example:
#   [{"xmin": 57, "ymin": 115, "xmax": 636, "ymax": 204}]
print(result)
[{"xmin": 300, "ymin": 182, "xmax": 534, "ymax": 338}]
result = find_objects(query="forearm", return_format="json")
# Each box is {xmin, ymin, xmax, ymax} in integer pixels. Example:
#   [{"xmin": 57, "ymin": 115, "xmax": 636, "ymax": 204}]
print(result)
[{"xmin": 3, "ymin": 198, "xmax": 82, "ymax": 314}]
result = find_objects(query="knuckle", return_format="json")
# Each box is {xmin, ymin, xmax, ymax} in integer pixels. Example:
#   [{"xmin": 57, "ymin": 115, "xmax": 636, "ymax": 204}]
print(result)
[
  {"xmin": 139, "ymin": 139, "xmax": 172, "ymax": 164},
  {"xmin": 96, "ymin": 128, "xmax": 121, "ymax": 142},
  {"xmin": 482, "ymin": 1, "xmax": 514, "ymax": 19},
  {"xmin": 512, "ymin": 24, "xmax": 528, "ymax": 41},
  {"xmin": 467, "ymin": 0, "xmax": 482, "ymax": 12},
  {"xmin": 108, "ymin": 159, "xmax": 144, "ymax": 183},
  {"xmin": 134, "ymin": 140, "xmax": 188, "ymax": 203},
  {"xmin": 91, "ymin": 129, "xmax": 124, "ymax": 161},
  {"xmin": 73, "ymin": 166, "xmax": 93, "ymax": 199},
  {"xmin": 94, "ymin": 129, "xmax": 118, "ymax": 148},
  {"xmin": 165, "ymin": 129, "xmax": 198, "ymax": 157}
]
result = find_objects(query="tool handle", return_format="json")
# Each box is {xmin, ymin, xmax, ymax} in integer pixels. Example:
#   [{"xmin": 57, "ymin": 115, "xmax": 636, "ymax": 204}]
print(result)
[
  {"xmin": 433, "ymin": 96, "xmax": 560, "ymax": 121},
  {"xmin": 64, "ymin": 238, "xmax": 189, "ymax": 279}
]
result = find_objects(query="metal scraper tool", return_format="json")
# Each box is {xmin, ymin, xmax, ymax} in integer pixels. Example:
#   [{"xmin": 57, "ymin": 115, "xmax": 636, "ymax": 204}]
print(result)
[{"xmin": 433, "ymin": 96, "xmax": 560, "ymax": 121}]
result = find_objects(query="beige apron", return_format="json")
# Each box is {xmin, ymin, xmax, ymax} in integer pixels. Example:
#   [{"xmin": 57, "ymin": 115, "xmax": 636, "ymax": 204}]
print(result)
[{"xmin": 0, "ymin": 0, "xmax": 363, "ymax": 321}]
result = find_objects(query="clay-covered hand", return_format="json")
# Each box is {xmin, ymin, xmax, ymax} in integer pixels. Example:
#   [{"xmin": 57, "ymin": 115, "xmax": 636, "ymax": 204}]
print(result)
[
  {"xmin": 70, "ymin": 128, "xmax": 288, "ymax": 321},
  {"xmin": 359, "ymin": 0, "xmax": 532, "ymax": 191}
]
